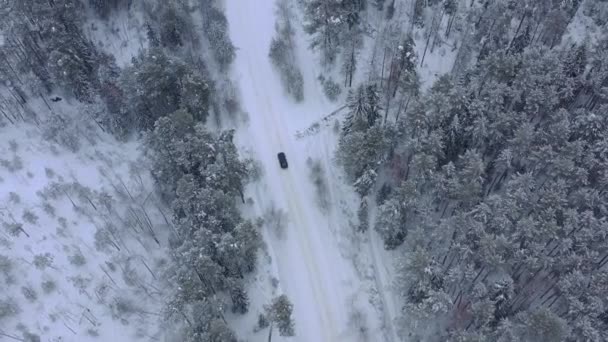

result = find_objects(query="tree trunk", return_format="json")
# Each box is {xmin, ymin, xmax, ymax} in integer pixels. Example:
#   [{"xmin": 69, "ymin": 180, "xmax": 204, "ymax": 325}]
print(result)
[
  {"xmin": 420, "ymin": 15, "xmax": 437, "ymax": 67},
  {"xmin": 530, "ymin": 18, "xmax": 542, "ymax": 45},
  {"xmin": 445, "ymin": 14, "xmax": 455, "ymax": 38},
  {"xmin": 386, "ymin": 53, "xmax": 396, "ymax": 97},
  {"xmin": 506, "ymin": 13, "xmax": 527, "ymax": 54},
  {"xmin": 395, "ymin": 96, "xmax": 410, "ymax": 122},
  {"xmin": 380, "ymin": 47, "xmax": 387, "ymax": 88},
  {"xmin": 267, "ymin": 323, "xmax": 273, "ymax": 342},
  {"xmin": 349, "ymin": 48, "xmax": 355, "ymax": 87},
  {"xmin": 430, "ymin": 10, "xmax": 445, "ymax": 53}
]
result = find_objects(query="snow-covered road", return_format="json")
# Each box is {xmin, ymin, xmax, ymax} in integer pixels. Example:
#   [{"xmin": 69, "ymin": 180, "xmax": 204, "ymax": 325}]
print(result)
[{"xmin": 226, "ymin": 1, "xmax": 377, "ymax": 341}]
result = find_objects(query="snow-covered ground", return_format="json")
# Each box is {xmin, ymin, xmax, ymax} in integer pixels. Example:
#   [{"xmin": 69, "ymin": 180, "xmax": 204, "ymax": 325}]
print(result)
[
  {"xmin": 0, "ymin": 100, "xmax": 167, "ymax": 342},
  {"xmin": 225, "ymin": 1, "xmax": 397, "ymax": 341}
]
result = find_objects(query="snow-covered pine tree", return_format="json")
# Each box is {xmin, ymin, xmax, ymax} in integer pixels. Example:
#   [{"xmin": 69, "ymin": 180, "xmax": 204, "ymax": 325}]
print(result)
[
  {"xmin": 265, "ymin": 295, "xmax": 295, "ymax": 341},
  {"xmin": 342, "ymin": 83, "xmax": 382, "ymax": 135},
  {"xmin": 303, "ymin": 0, "xmax": 347, "ymax": 66},
  {"xmin": 357, "ymin": 197, "xmax": 369, "ymax": 232},
  {"xmin": 202, "ymin": 5, "xmax": 236, "ymax": 69}
]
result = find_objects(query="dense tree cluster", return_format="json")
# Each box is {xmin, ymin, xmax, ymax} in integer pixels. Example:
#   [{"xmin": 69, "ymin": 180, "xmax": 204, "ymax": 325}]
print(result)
[
  {"xmin": 336, "ymin": 82, "xmax": 388, "ymax": 237},
  {"xmin": 368, "ymin": 36, "xmax": 608, "ymax": 342},
  {"xmin": 333, "ymin": 1, "xmax": 608, "ymax": 341},
  {"xmin": 302, "ymin": 0, "xmax": 366, "ymax": 66},
  {"xmin": 129, "ymin": 3, "xmax": 259, "ymax": 339},
  {"xmin": 147, "ymin": 110, "xmax": 261, "ymax": 340},
  {"xmin": 336, "ymin": 83, "xmax": 387, "ymax": 186},
  {"xmin": 0, "ymin": 0, "xmax": 115, "ymax": 102},
  {"xmin": 201, "ymin": 3, "xmax": 236, "ymax": 69},
  {"xmin": 119, "ymin": 48, "xmax": 210, "ymax": 131}
]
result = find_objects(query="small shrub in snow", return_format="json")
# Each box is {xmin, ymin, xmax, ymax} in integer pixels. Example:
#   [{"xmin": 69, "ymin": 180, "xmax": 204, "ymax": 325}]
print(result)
[
  {"xmin": 40, "ymin": 182, "xmax": 64, "ymax": 200},
  {"xmin": 244, "ymin": 157, "xmax": 263, "ymax": 182},
  {"xmin": 94, "ymin": 225, "xmax": 116, "ymax": 252},
  {"xmin": 68, "ymin": 250, "xmax": 87, "ymax": 266},
  {"xmin": 347, "ymin": 307, "xmax": 369, "ymax": 341},
  {"xmin": 222, "ymin": 80, "xmax": 241, "ymax": 113},
  {"xmin": 254, "ymin": 313, "xmax": 269, "ymax": 332},
  {"xmin": 121, "ymin": 262, "xmax": 140, "ymax": 287},
  {"xmin": 69, "ymin": 275, "xmax": 92, "ymax": 294},
  {"xmin": 264, "ymin": 206, "xmax": 288, "ymax": 239},
  {"xmin": 13, "ymin": 156, "xmax": 23, "ymax": 170},
  {"xmin": 58, "ymin": 217, "xmax": 68, "ymax": 229},
  {"xmin": 22, "ymin": 210, "xmax": 39, "ymax": 224},
  {"xmin": 0, "ymin": 255, "xmax": 12, "ymax": 273},
  {"xmin": 323, "ymin": 78, "xmax": 342, "ymax": 102},
  {"xmin": 111, "ymin": 296, "xmax": 138, "ymax": 318},
  {"xmin": 307, "ymin": 158, "xmax": 330, "ymax": 213},
  {"xmin": 105, "ymin": 261, "xmax": 117, "ymax": 272},
  {"xmin": 0, "ymin": 156, "xmax": 23, "ymax": 172},
  {"xmin": 41, "ymin": 280, "xmax": 57, "ymax": 294},
  {"xmin": 56, "ymin": 222, "xmax": 69, "ymax": 237},
  {"xmin": 95, "ymin": 282, "xmax": 111, "ymax": 305},
  {"xmin": 22, "ymin": 331, "xmax": 41, "ymax": 342},
  {"xmin": 44, "ymin": 167, "xmax": 55, "ymax": 179},
  {"xmin": 4, "ymin": 222, "xmax": 26, "ymax": 237},
  {"xmin": 0, "ymin": 255, "xmax": 14, "ymax": 283},
  {"xmin": 43, "ymin": 202, "xmax": 56, "ymax": 217},
  {"xmin": 8, "ymin": 139, "xmax": 18, "ymax": 152},
  {"xmin": 271, "ymin": 277, "xmax": 279, "ymax": 289},
  {"xmin": 357, "ymin": 198, "xmax": 369, "ymax": 232},
  {"xmin": 8, "ymin": 192, "xmax": 20, "ymax": 204},
  {"xmin": 87, "ymin": 328, "xmax": 100, "ymax": 337},
  {"xmin": 21, "ymin": 285, "xmax": 38, "ymax": 302},
  {"xmin": 33, "ymin": 253, "xmax": 54, "ymax": 270},
  {"xmin": 0, "ymin": 297, "xmax": 20, "ymax": 320}
]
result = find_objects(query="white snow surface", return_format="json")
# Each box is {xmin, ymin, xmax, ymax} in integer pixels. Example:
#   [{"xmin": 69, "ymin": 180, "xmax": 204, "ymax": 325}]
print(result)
[
  {"xmin": 0, "ymin": 100, "xmax": 167, "ymax": 341},
  {"xmin": 226, "ymin": 1, "xmax": 392, "ymax": 341}
]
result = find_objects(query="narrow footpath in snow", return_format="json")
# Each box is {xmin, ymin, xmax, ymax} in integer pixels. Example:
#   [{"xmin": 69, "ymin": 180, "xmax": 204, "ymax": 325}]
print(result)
[{"xmin": 226, "ymin": 1, "xmax": 385, "ymax": 341}]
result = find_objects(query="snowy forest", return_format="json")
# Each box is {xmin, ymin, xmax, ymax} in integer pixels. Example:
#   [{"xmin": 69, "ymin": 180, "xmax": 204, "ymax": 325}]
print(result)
[
  {"xmin": 0, "ymin": 0, "xmax": 607, "ymax": 341},
  {"xmin": 330, "ymin": 0, "xmax": 608, "ymax": 341}
]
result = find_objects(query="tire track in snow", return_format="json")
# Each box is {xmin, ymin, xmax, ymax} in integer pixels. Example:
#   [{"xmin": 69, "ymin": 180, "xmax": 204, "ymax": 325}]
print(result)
[
  {"xmin": 257, "ymin": 65, "xmax": 340, "ymax": 338},
  {"xmin": 252, "ymin": 59, "xmax": 337, "ymax": 341}
]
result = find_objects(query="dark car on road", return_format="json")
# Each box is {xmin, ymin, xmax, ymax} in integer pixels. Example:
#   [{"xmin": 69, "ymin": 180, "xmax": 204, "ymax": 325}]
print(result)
[{"xmin": 277, "ymin": 152, "xmax": 288, "ymax": 169}]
